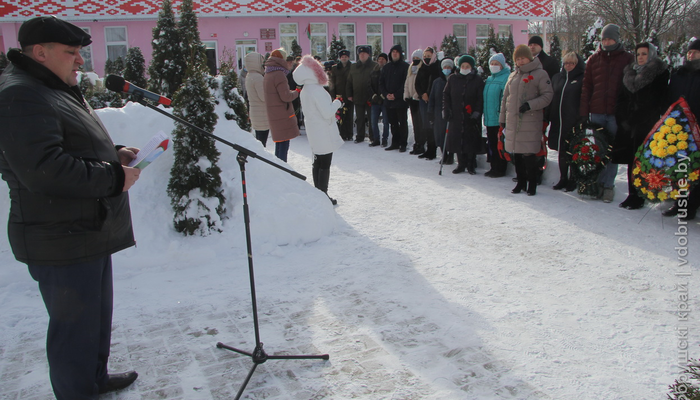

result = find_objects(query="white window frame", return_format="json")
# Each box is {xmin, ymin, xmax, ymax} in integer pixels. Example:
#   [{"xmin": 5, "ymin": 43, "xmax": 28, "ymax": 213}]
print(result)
[
  {"xmin": 392, "ymin": 23, "xmax": 408, "ymax": 56},
  {"xmin": 279, "ymin": 23, "xmax": 298, "ymax": 55},
  {"xmin": 475, "ymin": 24, "xmax": 490, "ymax": 46},
  {"xmin": 105, "ymin": 26, "xmax": 128, "ymax": 62},
  {"xmin": 339, "ymin": 23, "xmax": 356, "ymax": 61},
  {"xmin": 310, "ymin": 23, "xmax": 327, "ymax": 60},
  {"xmin": 79, "ymin": 27, "xmax": 93, "ymax": 72},
  {"xmin": 453, "ymin": 24, "xmax": 468, "ymax": 54},
  {"xmin": 366, "ymin": 23, "xmax": 382, "ymax": 56},
  {"xmin": 498, "ymin": 24, "xmax": 512, "ymax": 38}
]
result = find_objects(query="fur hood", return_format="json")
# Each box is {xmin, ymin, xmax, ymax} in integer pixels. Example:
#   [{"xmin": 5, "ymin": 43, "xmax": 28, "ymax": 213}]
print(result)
[
  {"xmin": 292, "ymin": 55, "xmax": 328, "ymax": 86},
  {"xmin": 623, "ymin": 56, "xmax": 668, "ymax": 93}
]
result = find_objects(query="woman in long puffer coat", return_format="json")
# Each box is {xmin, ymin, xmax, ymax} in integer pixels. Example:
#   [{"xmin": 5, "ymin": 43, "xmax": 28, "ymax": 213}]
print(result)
[
  {"xmin": 547, "ymin": 52, "xmax": 585, "ymax": 192},
  {"xmin": 443, "ymin": 55, "xmax": 484, "ymax": 174},
  {"xmin": 293, "ymin": 55, "xmax": 344, "ymax": 205},
  {"xmin": 613, "ymin": 42, "xmax": 669, "ymax": 210},
  {"xmin": 263, "ymin": 48, "xmax": 300, "ymax": 162},
  {"xmin": 499, "ymin": 45, "xmax": 554, "ymax": 195},
  {"xmin": 244, "ymin": 52, "xmax": 270, "ymax": 146}
]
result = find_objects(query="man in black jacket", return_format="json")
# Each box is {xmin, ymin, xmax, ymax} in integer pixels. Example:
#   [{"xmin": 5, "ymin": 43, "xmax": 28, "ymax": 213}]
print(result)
[
  {"xmin": 0, "ymin": 16, "xmax": 141, "ymax": 399},
  {"xmin": 330, "ymin": 49, "xmax": 354, "ymax": 140},
  {"xmin": 347, "ymin": 45, "xmax": 377, "ymax": 143},
  {"xmin": 379, "ymin": 44, "xmax": 410, "ymax": 152},
  {"xmin": 528, "ymin": 36, "xmax": 559, "ymax": 79}
]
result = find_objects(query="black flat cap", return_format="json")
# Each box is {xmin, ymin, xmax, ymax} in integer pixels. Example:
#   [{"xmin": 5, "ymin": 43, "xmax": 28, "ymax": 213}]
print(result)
[{"xmin": 18, "ymin": 16, "xmax": 92, "ymax": 48}]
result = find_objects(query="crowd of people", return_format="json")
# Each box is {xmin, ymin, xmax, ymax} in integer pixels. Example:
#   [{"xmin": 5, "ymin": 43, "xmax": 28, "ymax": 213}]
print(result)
[{"xmin": 244, "ymin": 25, "xmax": 699, "ymax": 220}]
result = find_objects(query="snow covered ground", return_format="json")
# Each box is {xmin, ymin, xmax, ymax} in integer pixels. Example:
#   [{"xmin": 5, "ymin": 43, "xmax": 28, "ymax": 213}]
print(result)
[{"xmin": 0, "ymin": 101, "xmax": 698, "ymax": 400}]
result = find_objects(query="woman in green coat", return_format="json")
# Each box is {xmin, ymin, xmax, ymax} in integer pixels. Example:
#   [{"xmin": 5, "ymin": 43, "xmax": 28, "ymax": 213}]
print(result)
[{"xmin": 483, "ymin": 53, "xmax": 511, "ymax": 177}]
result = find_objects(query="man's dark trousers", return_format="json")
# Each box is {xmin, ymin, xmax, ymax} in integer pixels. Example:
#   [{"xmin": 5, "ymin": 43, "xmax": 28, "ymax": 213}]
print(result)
[{"xmin": 29, "ymin": 256, "xmax": 113, "ymax": 400}]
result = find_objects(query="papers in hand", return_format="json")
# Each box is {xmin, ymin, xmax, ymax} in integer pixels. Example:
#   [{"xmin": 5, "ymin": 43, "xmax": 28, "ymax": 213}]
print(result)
[{"xmin": 128, "ymin": 131, "xmax": 170, "ymax": 170}]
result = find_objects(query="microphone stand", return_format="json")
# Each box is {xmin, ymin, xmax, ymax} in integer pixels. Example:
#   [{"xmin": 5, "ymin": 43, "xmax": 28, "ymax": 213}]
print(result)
[{"xmin": 132, "ymin": 96, "xmax": 329, "ymax": 399}]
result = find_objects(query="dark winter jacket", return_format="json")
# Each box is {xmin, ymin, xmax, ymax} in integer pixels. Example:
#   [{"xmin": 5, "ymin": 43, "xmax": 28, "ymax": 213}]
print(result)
[
  {"xmin": 329, "ymin": 60, "xmax": 352, "ymax": 100},
  {"xmin": 612, "ymin": 57, "xmax": 669, "ymax": 164},
  {"xmin": 668, "ymin": 59, "xmax": 700, "ymax": 118},
  {"xmin": 535, "ymin": 50, "xmax": 560, "ymax": 79},
  {"xmin": 415, "ymin": 59, "xmax": 441, "ymax": 99},
  {"xmin": 368, "ymin": 63, "xmax": 384, "ymax": 105},
  {"xmin": 579, "ymin": 46, "xmax": 634, "ymax": 116},
  {"xmin": 346, "ymin": 58, "xmax": 377, "ymax": 104},
  {"xmin": 547, "ymin": 54, "xmax": 585, "ymax": 151},
  {"xmin": 0, "ymin": 50, "xmax": 134, "ymax": 266},
  {"xmin": 263, "ymin": 56, "xmax": 300, "ymax": 142},
  {"xmin": 428, "ymin": 72, "xmax": 449, "ymax": 145},
  {"xmin": 443, "ymin": 70, "xmax": 485, "ymax": 153},
  {"xmin": 379, "ymin": 45, "xmax": 409, "ymax": 109}
]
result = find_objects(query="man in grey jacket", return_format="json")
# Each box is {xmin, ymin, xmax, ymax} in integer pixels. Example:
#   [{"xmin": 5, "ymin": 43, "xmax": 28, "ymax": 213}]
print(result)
[
  {"xmin": 0, "ymin": 16, "xmax": 141, "ymax": 399},
  {"xmin": 347, "ymin": 45, "xmax": 377, "ymax": 143}
]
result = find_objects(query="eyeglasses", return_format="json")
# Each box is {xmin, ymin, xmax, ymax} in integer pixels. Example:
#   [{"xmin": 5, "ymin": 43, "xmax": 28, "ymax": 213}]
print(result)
[{"xmin": 563, "ymin": 62, "xmax": 576, "ymax": 66}]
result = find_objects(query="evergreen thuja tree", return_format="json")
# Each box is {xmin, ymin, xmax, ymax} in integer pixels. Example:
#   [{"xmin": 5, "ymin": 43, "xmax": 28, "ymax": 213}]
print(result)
[
  {"xmin": 148, "ymin": 0, "xmax": 184, "ymax": 98},
  {"xmin": 329, "ymin": 34, "xmax": 346, "ymax": 60},
  {"xmin": 167, "ymin": 0, "xmax": 225, "ymax": 236},
  {"xmin": 167, "ymin": 66, "xmax": 225, "ymax": 235},
  {"xmin": 440, "ymin": 34, "xmax": 460, "ymax": 59},
  {"xmin": 291, "ymin": 39, "xmax": 302, "ymax": 58},
  {"xmin": 123, "ymin": 47, "xmax": 147, "ymax": 88},
  {"xmin": 550, "ymin": 35, "xmax": 562, "ymax": 68},
  {"xmin": 477, "ymin": 26, "xmax": 500, "ymax": 79},
  {"xmin": 372, "ymin": 37, "xmax": 382, "ymax": 59},
  {"xmin": 219, "ymin": 50, "xmax": 251, "ymax": 131},
  {"xmin": 581, "ymin": 18, "xmax": 604, "ymax": 60}
]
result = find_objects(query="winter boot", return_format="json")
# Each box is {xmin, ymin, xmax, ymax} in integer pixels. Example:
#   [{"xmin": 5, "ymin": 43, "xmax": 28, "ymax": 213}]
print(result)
[
  {"xmin": 512, "ymin": 155, "xmax": 527, "ymax": 193},
  {"xmin": 466, "ymin": 154, "xmax": 477, "ymax": 175},
  {"xmin": 317, "ymin": 168, "xmax": 337, "ymax": 205},
  {"xmin": 453, "ymin": 153, "xmax": 467, "ymax": 174},
  {"xmin": 524, "ymin": 154, "xmax": 539, "ymax": 196}
]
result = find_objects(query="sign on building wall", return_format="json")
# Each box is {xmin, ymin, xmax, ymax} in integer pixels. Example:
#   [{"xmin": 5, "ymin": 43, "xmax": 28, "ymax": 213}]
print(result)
[
  {"xmin": 260, "ymin": 29, "xmax": 276, "ymax": 40},
  {"xmin": 265, "ymin": 42, "xmax": 273, "ymax": 52}
]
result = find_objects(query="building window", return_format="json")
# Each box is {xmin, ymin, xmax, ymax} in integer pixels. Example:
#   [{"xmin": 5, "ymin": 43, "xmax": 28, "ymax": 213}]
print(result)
[
  {"xmin": 80, "ymin": 27, "xmax": 93, "ymax": 72},
  {"xmin": 498, "ymin": 24, "xmax": 512, "ymax": 38},
  {"xmin": 105, "ymin": 26, "xmax": 127, "ymax": 61},
  {"xmin": 453, "ymin": 24, "xmax": 467, "ymax": 54},
  {"xmin": 202, "ymin": 41, "xmax": 217, "ymax": 75},
  {"xmin": 367, "ymin": 23, "xmax": 382, "ymax": 56},
  {"xmin": 339, "ymin": 23, "xmax": 356, "ymax": 60},
  {"xmin": 310, "ymin": 23, "xmax": 327, "ymax": 60},
  {"xmin": 392, "ymin": 23, "xmax": 407, "ymax": 56},
  {"xmin": 475, "ymin": 24, "xmax": 490, "ymax": 46},
  {"xmin": 279, "ymin": 23, "xmax": 298, "ymax": 54}
]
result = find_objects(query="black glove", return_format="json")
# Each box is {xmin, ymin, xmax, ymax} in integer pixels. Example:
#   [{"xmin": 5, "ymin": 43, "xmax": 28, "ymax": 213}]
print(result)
[
  {"xmin": 443, "ymin": 109, "xmax": 452, "ymax": 121},
  {"xmin": 577, "ymin": 116, "xmax": 589, "ymax": 126},
  {"xmin": 519, "ymin": 102, "xmax": 531, "ymax": 113},
  {"xmin": 470, "ymin": 111, "xmax": 481, "ymax": 120}
]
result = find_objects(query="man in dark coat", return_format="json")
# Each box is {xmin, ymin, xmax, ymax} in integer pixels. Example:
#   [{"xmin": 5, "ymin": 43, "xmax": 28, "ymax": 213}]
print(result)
[
  {"xmin": 368, "ymin": 53, "xmax": 389, "ymax": 146},
  {"xmin": 380, "ymin": 44, "xmax": 410, "ymax": 152},
  {"xmin": 662, "ymin": 40, "xmax": 700, "ymax": 220},
  {"xmin": 330, "ymin": 49, "xmax": 353, "ymax": 140},
  {"xmin": 347, "ymin": 45, "xmax": 377, "ymax": 143},
  {"xmin": 415, "ymin": 47, "xmax": 442, "ymax": 159},
  {"xmin": 0, "ymin": 16, "xmax": 140, "ymax": 399},
  {"xmin": 528, "ymin": 36, "xmax": 560, "ymax": 79},
  {"xmin": 579, "ymin": 24, "xmax": 634, "ymax": 202}
]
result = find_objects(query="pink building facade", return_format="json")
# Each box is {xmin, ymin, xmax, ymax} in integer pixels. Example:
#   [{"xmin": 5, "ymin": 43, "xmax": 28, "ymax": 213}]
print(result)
[{"xmin": 0, "ymin": 0, "xmax": 551, "ymax": 77}]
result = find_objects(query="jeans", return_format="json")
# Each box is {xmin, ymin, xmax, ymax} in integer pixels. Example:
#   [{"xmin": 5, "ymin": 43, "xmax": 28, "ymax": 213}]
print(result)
[
  {"xmin": 371, "ymin": 103, "xmax": 389, "ymax": 143},
  {"xmin": 590, "ymin": 113, "xmax": 618, "ymax": 188},
  {"xmin": 275, "ymin": 140, "xmax": 290, "ymax": 162}
]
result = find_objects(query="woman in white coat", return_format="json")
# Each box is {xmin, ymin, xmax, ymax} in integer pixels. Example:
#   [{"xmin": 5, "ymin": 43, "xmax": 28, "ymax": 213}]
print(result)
[{"xmin": 293, "ymin": 55, "xmax": 344, "ymax": 205}]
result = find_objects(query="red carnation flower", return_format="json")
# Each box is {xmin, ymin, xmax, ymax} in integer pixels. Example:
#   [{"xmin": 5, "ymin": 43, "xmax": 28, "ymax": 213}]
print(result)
[
  {"xmin": 582, "ymin": 155, "xmax": 590, "ymax": 161},
  {"xmin": 592, "ymin": 144, "xmax": 600, "ymax": 151},
  {"xmin": 572, "ymin": 154, "xmax": 579, "ymax": 161},
  {"xmin": 523, "ymin": 78, "xmax": 529, "ymax": 83},
  {"xmin": 581, "ymin": 145, "xmax": 590, "ymax": 153},
  {"xmin": 528, "ymin": 75, "xmax": 534, "ymax": 80},
  {"xmin": 594, "ymin": 156, "xmax": 602, "ymax": 163}
]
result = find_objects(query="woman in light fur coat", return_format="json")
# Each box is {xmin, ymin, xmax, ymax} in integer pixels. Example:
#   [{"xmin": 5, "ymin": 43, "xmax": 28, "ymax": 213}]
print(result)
[
  {"xmin": 293, "ymin": 55, "xmax": 344, "ymax": 205},
  {"xmin": 613, "ymin": 42, "xmax": 669, "ymax": 210}
]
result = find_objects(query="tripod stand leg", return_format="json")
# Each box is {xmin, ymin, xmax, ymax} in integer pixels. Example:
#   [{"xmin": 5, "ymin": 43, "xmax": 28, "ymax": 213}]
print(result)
[{"xmin": 235, "ymin": 363, "xmax": 259, "ymax": 400}]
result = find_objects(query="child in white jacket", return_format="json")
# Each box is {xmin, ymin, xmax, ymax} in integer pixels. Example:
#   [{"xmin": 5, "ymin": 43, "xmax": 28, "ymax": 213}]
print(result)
[{"xmin": 292, "ymin": 55, "xmax": 344, "ymax": 205}]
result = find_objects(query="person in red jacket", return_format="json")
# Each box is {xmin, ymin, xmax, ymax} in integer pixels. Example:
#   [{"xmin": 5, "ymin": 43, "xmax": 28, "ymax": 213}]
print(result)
[{"xmin": 579, "ymin": 24, "xmax": 634, "ymax": 203}]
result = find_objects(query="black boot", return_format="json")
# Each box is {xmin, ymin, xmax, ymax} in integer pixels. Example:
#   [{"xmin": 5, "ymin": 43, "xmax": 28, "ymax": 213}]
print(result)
[
  {"xmin": 467, "ymin": 154, "xmax": 477, "ymax": 175},
  {"xmin": 524, "ymin": 154, "xmax": 538, "ymax": 196},
  {"xmin": 317, "ymin": 168, "xmax": 337, "ymax": 205},
  {"xmin": 512, "ymin": 155, "xmax": 526, "ymax": 193},
  {"xmin": 553, "ymin": 179, "xmax": 568, "ymax": 190},
  {"xmin": 453, "ymin": 153, "xmax": 467, "ymax": 174},
  {"xmin": 312, "ymin": 164, "xmax": 320, "ymax": 190},
  {"xmin": 99, "ymin": 371, "xmax": 138, "ymax": 394},
  {"xmin": 443, "ymin": 152, "xmax": 454, "ymax": 165},
  {"xmin": 620, "ymin": 166, "xmax": 644, "ymax": 209}
]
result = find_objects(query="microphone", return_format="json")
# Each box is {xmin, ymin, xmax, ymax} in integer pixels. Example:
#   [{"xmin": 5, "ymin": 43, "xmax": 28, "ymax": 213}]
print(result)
[{"xmin": 104, "ymin": 75, "xmax": 172, "ymax": 106}]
